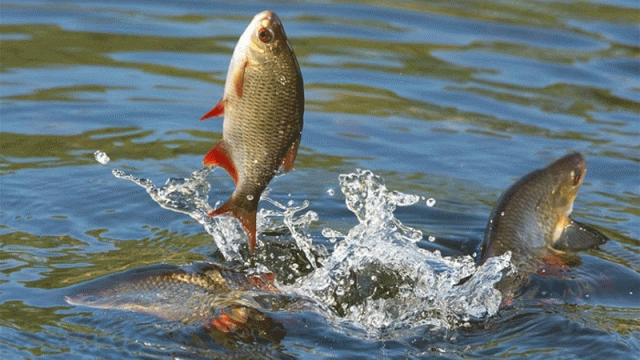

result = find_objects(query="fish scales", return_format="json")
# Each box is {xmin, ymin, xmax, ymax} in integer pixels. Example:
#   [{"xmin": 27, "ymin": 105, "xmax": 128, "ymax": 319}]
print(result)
[
  {"xmin": 201, "ymin": 10, "xmax": 304, "ymax": 253},
  {"xmin": 482, "ymin": 153, "xmax": 588, "ymax": 266},
  {"xmin": 226, "ymin": 53, "xmax": 302, "ymax": 195},
  {"xmin": 65, "ymin": 263, "xmax": 278, "ymax": 325},
  {"xmin": 478, "ymin": 153, "xmax": 607, "ymax": 299}
]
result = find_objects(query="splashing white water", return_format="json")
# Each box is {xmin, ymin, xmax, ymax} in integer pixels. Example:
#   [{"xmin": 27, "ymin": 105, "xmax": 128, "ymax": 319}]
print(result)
[
  {"xmin": 109, "ymin": 159, "xmax": 509, "ymax": 335},
  {"xmin": 111, "ymin": 165, "xmax": 320, "ymax": 264},
  {"xmin": 112, "ymin": 166, "xmax": 250, "ymax": 261},
  {"xmin": 94, "ymin": 150, "xmax": 110, "ymax": 164},
  {"xmin": 283, "ymin": 169, "xmax": 509, "ymax": 335}
]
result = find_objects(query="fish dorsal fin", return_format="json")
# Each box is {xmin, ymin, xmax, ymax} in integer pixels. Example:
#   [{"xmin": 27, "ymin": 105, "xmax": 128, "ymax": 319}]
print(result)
[
  {"xmin": 200, "ymin": 99, "xmax": 225, "ymax": 120},
  {"xmin": 203, "ymin": 140, "xmax": 238, "ymax": 184},
  {"xmin": 233, "ymin": 59, "xmax": 248, "ymax": 98},
  {"xmin": 552, "ymin": 219, "xmax": 608, "ymax": 251},
  {"xmin": 281, "ymin": 135, "xmax": 300, "ymax": 172}
]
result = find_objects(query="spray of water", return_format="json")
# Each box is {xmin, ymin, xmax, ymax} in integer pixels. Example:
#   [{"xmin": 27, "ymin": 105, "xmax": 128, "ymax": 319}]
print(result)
[
  {"xmin": 283, "ymin": 169, "xmax": 509, "ymax": 335},
  {"xmin": 107, "ymin": 155, "xmax": 509, "ymax": 335}
]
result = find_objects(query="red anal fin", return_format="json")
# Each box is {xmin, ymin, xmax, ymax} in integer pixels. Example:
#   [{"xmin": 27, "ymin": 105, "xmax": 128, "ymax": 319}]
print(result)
[
  {"xmin": 207, "ymin": 201, "xmax": 258, "ymax": 254},
  {"xmin": 200, "ymin": 99, "xmax": 225, "ymax": 120},
  {"xmin": 281, "ymin": 135, "xmax": 300, "ymax": 173},
  {"xmin": 203, "ymin": 140, "xmax": 238, "ymax": 184},
  {"xmin": 233, "ymin": 59, "xmax": 248, "ymax": 98}
]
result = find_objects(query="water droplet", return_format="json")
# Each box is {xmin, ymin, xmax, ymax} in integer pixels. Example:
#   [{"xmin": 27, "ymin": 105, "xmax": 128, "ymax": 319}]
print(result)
[
  {"xmin": 428, "ymin": 235, "xmax": 436, "ymax": 242},
  {"xmin": 326, "ymin": 188, "xmax": 335, "ymax": 196},
  {"xmin": 247, "ymin": 195, "xmax": 254, "ymax": 201},
  {"xmin": 426, "ymin": 198, "xmax": 436, "ymax": 207},
  {"xmin": 94, "ymin": 150, "xmax": 110, "ymax": 165}
]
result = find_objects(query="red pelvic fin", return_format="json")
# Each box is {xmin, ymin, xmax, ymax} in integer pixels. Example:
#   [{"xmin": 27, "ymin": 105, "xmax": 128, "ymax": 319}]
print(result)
[
  {"xmin": 208, "ymin": 307, "xmax": 249, "ymax": 333},
  {"xmin": 281, "ymin": 135, "xmax": 301, "ymax": 173},
  {"xmin": 247, "ymin": 273, "xmax": 278, "ymax": 292},
  {"xmin": 200, "ymin": 99, "xmax": 225, "ymax": 120},
  {"xmin": 233, "ymin": 59, "xmax": 248, "ymax": 98},
  {"xmin": 207, "ymin": 201, "xmax": 258, "ymax": 254},
  {"xmin": 203, "ymin": 140, "xmax": 238, "ymax": 184}
]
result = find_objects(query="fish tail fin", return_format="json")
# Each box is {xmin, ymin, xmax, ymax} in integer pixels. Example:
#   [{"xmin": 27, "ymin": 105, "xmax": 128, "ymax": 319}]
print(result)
[{"xmin": 208, "ymin": 199, "xmax": 258, "ymax": 253}]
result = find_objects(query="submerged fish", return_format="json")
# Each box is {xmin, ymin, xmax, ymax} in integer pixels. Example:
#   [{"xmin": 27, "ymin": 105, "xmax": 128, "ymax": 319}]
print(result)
[
  {"xmin": 65, "ymin": 263, "xmax": 279, "ymax": 333},
  {"xmin": 479, "ymin": 153, "xmax": 607, "ymax": 294},
  {"xmin": 200, "ymin": 10, "xmax": 304, "ymax": 252}
]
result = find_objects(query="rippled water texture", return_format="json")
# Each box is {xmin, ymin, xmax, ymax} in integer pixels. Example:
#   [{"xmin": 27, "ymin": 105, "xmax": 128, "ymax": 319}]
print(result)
[{"xmin": 1, "ymin": 0, "xmax": 639, "ymax": 359}]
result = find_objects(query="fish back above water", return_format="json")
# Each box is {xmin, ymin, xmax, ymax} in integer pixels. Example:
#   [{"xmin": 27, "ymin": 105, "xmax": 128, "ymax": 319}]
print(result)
[
  {"xmin": 201, "ymin": 10, "xmax": 304, "ymax": 253},
  {"xmin": 481, "ymin": 152, "xmax": 607, "ymax": 271}
]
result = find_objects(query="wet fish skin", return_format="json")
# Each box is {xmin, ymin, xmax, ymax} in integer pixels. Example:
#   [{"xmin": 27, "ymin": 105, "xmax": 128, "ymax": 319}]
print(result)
[
  {"xmin": 65, "ymin": 263, "xmax": 278, "ymax": 326},
  {"xmin": 481, "ymin": 152, "xmax": 607, "ymax": 270},
  {"xmin": 201, "ymin": 10, "xmax": 304, "ymax": 253}
]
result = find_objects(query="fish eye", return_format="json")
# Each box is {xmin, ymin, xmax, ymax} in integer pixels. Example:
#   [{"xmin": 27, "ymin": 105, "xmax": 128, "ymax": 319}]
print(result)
[
  {"xmin": 257, "ymin": 27, "xmax": 273, "ymax": 43},
  {"xmin": 571, "ymin": 170, "xmax": 582, "ymax": 186}
]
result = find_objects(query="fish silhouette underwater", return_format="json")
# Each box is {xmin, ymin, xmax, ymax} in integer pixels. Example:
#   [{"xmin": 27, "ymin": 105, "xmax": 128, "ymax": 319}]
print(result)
[{"xmin": 65, "ymin": 263, "xmax": 285, "ymax": 341}]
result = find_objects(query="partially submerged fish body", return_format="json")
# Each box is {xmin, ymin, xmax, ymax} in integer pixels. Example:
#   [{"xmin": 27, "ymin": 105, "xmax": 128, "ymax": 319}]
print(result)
[
  {"xmin": 480, "ymin": 153, "xmax": 607, "ymax": 293},
  {"xmin": 201, "ymin": 10, "xmax": 304, "ymax": 252},
  {"xmin": 65, "ymin": 263, "xmax": 278, "ymax": 327}
]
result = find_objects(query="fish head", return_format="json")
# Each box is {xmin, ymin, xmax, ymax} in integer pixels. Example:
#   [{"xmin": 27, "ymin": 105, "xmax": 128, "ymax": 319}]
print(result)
[
  {"xmin": 65, "ymin": 274, "xmax": 131, "ymax": 309},
  {"xmin": 482, "ymin": 152, "xmax": 588, "ymax": 263},
  {"xmin": 237, "ymin": 11, "xmax": 294, "ymax": 63},
  {"xmin": 546, "ymin": 152, "xmax": 586, "ymax": 242}
]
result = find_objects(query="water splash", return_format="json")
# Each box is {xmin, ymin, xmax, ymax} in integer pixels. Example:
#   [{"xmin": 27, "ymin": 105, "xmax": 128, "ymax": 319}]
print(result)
[
  {"xmin": 284, "ymin": 169, "xmax": 509, "ymax": 335},
  {"xmin": 260, "ymin": 197, "xmax": 319, "ymax": 269},
  {"xmin": 111, "ymin": 165, "xmax": 320, "ymax": 265},
  {"xmin": 112, "ymin": 166, "xmax": 249, "ymax": 261},
  {"xmin": 107, "ymin": 152, "xmax": 509, "ymax": 336},
  {"xmin": 94, "ymin": 150, "xmax": 110, "ymax": 164}
]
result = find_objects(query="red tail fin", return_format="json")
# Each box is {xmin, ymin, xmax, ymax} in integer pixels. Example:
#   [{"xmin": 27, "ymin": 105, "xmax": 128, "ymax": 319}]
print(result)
[{"xmin": 208, "ymin": 200, "xmax": 258, "ymax": 253}]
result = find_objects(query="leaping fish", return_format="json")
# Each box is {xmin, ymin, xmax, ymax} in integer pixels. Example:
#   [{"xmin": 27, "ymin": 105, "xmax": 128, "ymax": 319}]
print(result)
[
  {"xmin": 479, "ymin": 153, "xmax": 608, "ymax": 296},
  {"xmin": 200, "ymin": 11, "xmax": 304, "ymax": 253}
]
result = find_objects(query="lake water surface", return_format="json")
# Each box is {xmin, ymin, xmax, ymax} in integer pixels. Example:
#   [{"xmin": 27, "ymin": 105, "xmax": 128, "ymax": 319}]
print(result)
[{"xmin": 1, "ymin": 0, "xmax": 639, "ymax": 359}]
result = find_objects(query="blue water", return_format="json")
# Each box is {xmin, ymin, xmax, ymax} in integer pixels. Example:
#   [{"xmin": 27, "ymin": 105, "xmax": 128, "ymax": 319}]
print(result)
[{"xmin": 1, "ymin": 0, "xmax": 639, "ymax": 359}]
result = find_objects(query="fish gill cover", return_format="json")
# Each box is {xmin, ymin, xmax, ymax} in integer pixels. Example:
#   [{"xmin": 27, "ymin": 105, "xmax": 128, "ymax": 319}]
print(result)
[{"xmin": 110, "ymin": 155, "xmax": 510, "ymax": 336}]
